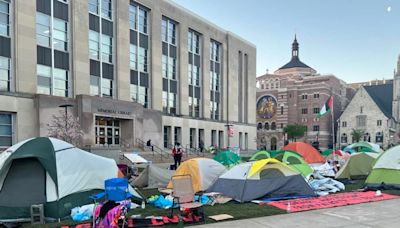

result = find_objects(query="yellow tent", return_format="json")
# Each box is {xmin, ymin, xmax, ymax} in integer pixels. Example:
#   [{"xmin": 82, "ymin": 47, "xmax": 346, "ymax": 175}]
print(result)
[{"xmin": 167, "ymin": 158, "xmax": 226, "ymax": 192}]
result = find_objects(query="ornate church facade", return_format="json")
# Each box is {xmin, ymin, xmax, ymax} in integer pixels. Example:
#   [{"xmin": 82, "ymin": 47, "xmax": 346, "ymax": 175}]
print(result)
[{"xmin": 256, "ymin": 36, "xmax": 353, "ymax": 150}]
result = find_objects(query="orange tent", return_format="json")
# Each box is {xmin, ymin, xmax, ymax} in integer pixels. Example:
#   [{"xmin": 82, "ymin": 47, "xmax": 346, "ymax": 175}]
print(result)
[{"xmin": 282, "ymin": 142, "xmax": 325, "ymax": 163}]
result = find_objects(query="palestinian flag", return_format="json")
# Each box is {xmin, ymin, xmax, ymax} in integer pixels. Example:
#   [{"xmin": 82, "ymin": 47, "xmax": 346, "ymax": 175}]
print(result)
[{"xmin": 317, "ymin": 96, "xmax": 333, "ymax": 118}]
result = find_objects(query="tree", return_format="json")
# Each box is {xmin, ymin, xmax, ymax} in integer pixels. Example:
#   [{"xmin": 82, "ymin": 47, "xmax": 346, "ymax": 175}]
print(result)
[
  {"xmin": 351, "ymin": 129, "xmax": 364, "ymax": 143},
  {"xmin": 47, "ymin": 110, "xmax": 84, "ymax": 147},
  {"xmin": 283, "ymin": 124, "xmax": 307, "ymax": 142}
]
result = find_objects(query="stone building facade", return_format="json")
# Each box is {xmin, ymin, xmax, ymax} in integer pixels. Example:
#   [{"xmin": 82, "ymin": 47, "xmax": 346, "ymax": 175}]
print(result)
[
  {"xmin": 338, "ymin": 55, "xmax": 400, "ymax": 149},
  {"xmin": 256, "ymin": 37, "xmax": 353, "ymax": 150},
  {"xmin": 0, "ymin": 0, "xmax": 257, "ymax": 154}
]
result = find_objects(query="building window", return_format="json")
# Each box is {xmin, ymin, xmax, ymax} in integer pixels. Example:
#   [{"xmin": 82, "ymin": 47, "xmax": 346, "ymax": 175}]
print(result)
[
  {"xmin": 375, "ymin": 132, "xmax": 383, "ymax": 143},
  {"xmin": 211, "ymin": 130, "xmax": 217, "ymax": 147},
  {"xmin": 90, "ymin": 75, "xmax": 100, "ymax": 96},
  {"xmin": 53, "ymin": 18, "xmax": 68, "ymax": 51},
  {"xmin": 363, "ymin": 133, "xmax": 371, "ymax": 142},
  {"xmin": 210, "ymin": 40, "xmax": 221, "ymax": 120},
  {"xmin": 377, "ymin": 120, "xmax": 382, "ymax": 126},
  {"xmin": 313, "ymin": 107, "xmax": 319, "ymax": 114},
  {"xmin": 360, "ymin": 106, "xmax": 363, "ymax": 114},
  {"xmin": 313, "ymin": 125, "xmax": 320, "ymax": 132},
  {"xmin": 264, "ymin": 122, "xmax": 269, "ymax": 130},
  {"xmin": 257, "ymin": 123, "xmax": 262, "ymax": 130},
  {"xmin": 356, "ymin": 115, "xmax": 366, "ymax": 128},
  {"xmin": 280, "ymin": 106, "xmax": 284, "ymax": 115},
  {"xmin": 302, "ymin": 94, "xmax": 308, "ymax": 99},
  {"xmin": 0, "ymin": 113, "xmax": 12, "ymax": 147},
  {"xmin": 301, "ymin": 108, "xmax": 308, "ymax": 114},
  {"xmin": 174, "ymin": 127, "xmax": 181, "ymax": 145},
  {"xmin": 101, "ymin": 34, "xmax": 113, "ymax": 63},
  {"xmin": 342, "ymin": 121, "xmax": 347, "ymax": 127},
  {"xmin": 0, "ymin": 56, "xmax": 10, "ymax": 92},
  {"xmin": 89, "ymin": 0, "xmax": 114, "ymax": 98},
  {"xmin": 162, "ymin": 17, "xmax": 178, "ymax": 115},
  {"xmin": 188, "ymin": 30, "xmax": 201, "ymax": 118},
  {"xmin": 0, "ymin": 0, "xmax": 10, "ymax": 37},
  {"xmin": 271, "ymin": 122, "xmax": 276, "ymax": 130},
  {"xmin": 281, "ymin": 123, "xmax": 284, "ymax": 129},
  {"xmin": 313, "ymin": 93, "xmax": 320, "ymax": 99},
  {"xmin": 89, "ymin": 31, "xmax": 100, "ymax": 60},
  {"xmin": 341, "ymin": 133, "xmax": 347, "ymax": 143},
  {"xmin": 36, "ymin": 12, "xmax": 69, "ymax": 52},
  {"xmin": 36, "ymin": 13, "xmax": 51, "ymax": 48}
]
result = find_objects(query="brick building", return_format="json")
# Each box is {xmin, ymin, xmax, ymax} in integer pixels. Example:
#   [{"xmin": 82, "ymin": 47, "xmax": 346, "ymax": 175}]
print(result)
[{"xmin": 256, "ymin": 36, "xmax": 353, "ymax": 150}]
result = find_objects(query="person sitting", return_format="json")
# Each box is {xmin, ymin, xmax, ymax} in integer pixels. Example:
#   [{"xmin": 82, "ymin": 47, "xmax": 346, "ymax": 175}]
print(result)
[{"xmin": 146, "ymin": 139, "xmax": 154, "ymax": 151}]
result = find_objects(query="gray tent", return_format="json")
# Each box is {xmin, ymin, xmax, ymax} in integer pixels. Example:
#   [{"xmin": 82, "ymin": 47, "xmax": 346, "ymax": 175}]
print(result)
[
  {"xmin": 207, "ymin": 159, "xmax": 315, "ymax": 202},
  {"xmin": 133, "ymin": 164, "xmax": 174, "ymax": 189}
]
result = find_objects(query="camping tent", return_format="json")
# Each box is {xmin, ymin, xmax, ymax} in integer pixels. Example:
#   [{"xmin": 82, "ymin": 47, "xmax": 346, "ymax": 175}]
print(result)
[
  {"xmin": 133, "ymin": 164, "xmax": 174, "ymax": 189},
  {"xmin": 322, "ymin": 149, "xmax": 333, "ymax": 157},
  {"xmin": 344, "ymin": 142, "xmax": 382, "ymax": 153},
  {"xmin": 167, "ymin": 158, "xmax": 226, "ymax": 192},
  {"xmin": 0, "ymin": 137, "xmax": 141, "ymax": 221},
  {"xmin": 273, "ymin": 151, "xmax": 313, "ymax": 177},
  {"xmin": 282, "ymin": 142, "xmax": 325, "ymax": 163},
  {"xmin": 335, "ymin": 152, "xmax": 379, "ymax": 179},
  {"xmin": 249, "ymin": 150, "xmax": 271, "ymax": 161},
  {"xmin": 207, "ymin": 158, "xmax": 315, "ymax": 202},
  {"xmin": 365, "ymin": 145, "xmax": 400, "ymax": 189},
  {"xmin": 213, "ymin": 150, "xmax": 241, "ymax": 168}
]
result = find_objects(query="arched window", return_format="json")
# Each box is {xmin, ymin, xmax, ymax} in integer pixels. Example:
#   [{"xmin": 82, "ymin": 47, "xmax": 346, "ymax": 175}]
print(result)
[
  {"xmin": 271, "ymin": 122, "xmax": 276, "ymax": 130},
  {"xmin": 257, "ymin": 123, "xmax": 262, "ymax": 130},
  {"xmin": 363, "ymin": 133, "xmax": 370, "ymax": 142},
  {"xmin": 375, "ymin": 132, "xmax": 383, "ymax": 143},
  {"xmin": 264, "ymin": 122, "xmax": 270, "ymax": 130},
  {"xmin": 341, "ymin": 133, "xmax": 347, "ymax": 143}
]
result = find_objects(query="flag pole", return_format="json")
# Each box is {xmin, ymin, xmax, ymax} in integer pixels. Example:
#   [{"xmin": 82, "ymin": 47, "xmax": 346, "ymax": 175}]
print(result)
[{"xmin": 331, "ymin": 96, "xmax": 335, "ymax": 151}]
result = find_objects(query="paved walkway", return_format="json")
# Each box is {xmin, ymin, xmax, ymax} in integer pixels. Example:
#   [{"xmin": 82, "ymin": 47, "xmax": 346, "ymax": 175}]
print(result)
[{"xmin": 196, "ymin": 198, "xmax": 400, "ymax": 228}]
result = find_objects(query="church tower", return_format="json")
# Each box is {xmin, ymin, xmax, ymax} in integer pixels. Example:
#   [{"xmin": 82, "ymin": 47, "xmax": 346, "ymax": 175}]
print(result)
[{"xmin": 393, "ymin": 55, "xmax": 400, "ymax": 121}]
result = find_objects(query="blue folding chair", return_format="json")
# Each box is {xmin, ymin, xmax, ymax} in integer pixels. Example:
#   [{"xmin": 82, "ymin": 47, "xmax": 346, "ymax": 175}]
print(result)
[{"xmin": 90, "ymin": 178, "xmax": 133, "ymax": 203}]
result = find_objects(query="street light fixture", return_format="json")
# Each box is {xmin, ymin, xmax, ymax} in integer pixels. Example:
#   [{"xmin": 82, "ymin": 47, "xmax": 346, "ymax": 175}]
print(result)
[{"xmin": 59, "ymin": 104, "xmax": 73, "ymax": 129}]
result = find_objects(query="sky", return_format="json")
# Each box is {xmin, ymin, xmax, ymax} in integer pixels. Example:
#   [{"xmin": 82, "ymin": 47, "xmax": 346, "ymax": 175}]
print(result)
[{"xmin": 172, "ymin": 0, "xmax": 400, "ymax": 83}]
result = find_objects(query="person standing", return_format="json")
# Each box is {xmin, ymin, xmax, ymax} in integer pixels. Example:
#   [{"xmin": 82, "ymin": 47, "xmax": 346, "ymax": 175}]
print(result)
[
  {"xmin": 199, "ymin": 139, "xmax": 204, "ymax": 153},
  {"xmin": 173, "ymin": 143, "xmax": 183, "ymax": 168}
]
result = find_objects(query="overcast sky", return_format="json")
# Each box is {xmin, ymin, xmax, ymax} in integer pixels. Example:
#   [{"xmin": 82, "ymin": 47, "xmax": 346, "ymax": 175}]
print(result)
[{"xmin": 172, "ymin": 0, "xmax": 400, "ymax": 83}]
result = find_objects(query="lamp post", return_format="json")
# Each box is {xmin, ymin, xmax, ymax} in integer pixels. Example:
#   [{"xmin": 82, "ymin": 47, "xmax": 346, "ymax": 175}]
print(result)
[{"xmin": 59, "ymin": 104, "xmax": 73, "ymax": 130}]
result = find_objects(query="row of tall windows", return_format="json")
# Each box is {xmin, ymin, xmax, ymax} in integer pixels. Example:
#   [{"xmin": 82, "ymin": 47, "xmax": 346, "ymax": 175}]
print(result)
[
  {"xmin": 188, "ymin": 30, "xmax": 201, "ymax": 118},
  {"xmin": 210, "ymin": 40, "xmax": 221, "ymax": 120}
]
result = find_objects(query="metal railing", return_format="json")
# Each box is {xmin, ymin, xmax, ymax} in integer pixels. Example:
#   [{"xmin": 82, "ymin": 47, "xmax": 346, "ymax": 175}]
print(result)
[
  {"xmin": 135, "ymin": 138, "xmax": 170, "ymax": 160},
  {"xmin": 184, "ymin": 144, "xmax": 205, "ymax": 157}
]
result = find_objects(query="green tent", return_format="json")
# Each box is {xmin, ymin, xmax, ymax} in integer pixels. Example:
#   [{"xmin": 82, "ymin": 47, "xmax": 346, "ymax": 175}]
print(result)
[
  {"xmin": 322, "ymin": 149, "xmax": 333, "ymax": 157},
  {"xmin": 213, "ymin": 150, "xmax": 241, "ymax": 168},
  {"xmin": 335, "ymin": 152, "xmax": 379, "ymax": 179},
  {"xmin": 273, "ymin": 151, "xmax": 313, "ymax": 177},
  {"xmin": 249, "ymin": 150, "xmax": 271, "ymax": 161},
  {"xmin": 366, "ymin": 145, "xmax": 400, "ymax": 189},
  {"xmin": 0, "ymin": 137, "xmax": 141, "ymax": 222}
]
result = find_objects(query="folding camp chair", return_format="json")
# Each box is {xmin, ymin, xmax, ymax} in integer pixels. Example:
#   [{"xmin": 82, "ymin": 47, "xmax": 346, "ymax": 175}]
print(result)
[
  {"xmin": 90, "ymin": 178, "xmax": 133, "ymax": 228},
  {"xmin": 170, "ymin": 175, "xmax": 205, "ymax": 223}
]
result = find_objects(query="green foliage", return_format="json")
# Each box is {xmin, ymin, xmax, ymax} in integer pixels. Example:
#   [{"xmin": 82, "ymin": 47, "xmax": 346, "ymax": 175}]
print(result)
[
  {"xmin": 351, "ymin": 129, "xmax": 364, "ymax": 143},
  {"xmin": 283, "ymin": 124, "xmax": 307, "ymax": 141}
]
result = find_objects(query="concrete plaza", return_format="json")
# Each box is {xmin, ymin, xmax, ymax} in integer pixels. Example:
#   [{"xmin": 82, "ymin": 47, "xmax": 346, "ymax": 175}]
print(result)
[{"xmin": 197, "ymin": 198, "xmax": 400, "ymax": 228}]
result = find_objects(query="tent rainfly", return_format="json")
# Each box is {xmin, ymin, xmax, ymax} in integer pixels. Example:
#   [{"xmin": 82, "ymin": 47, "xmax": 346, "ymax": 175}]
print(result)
[
  {"xmin": 282, "ymin": 142, "xmax": 325, "ymax": 164},
  {"xmin": 365, "ymin": 145, "xmax": 400, "ymax": 189},
  {"xmin": 335, "ymin": 152, "xmax": 379, "ymax": 179},
  {"xmin": 207, "ymin": 158, "xmax": 315, "ymax": 202},
  {"xmin": 0, "ymin": 137, "xmax": 141, "ymax": 222}
]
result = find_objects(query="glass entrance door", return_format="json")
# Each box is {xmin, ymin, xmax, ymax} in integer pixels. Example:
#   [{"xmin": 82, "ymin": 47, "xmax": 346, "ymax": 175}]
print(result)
[{"xmin": 95, "ymin": 117, "xmax": 120, "ymax": 145}]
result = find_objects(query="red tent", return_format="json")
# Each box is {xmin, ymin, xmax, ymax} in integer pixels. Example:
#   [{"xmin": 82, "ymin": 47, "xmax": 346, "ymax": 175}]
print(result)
[{"xmin": 282, "ymin": 142, "xmax": 325, "ymax": 163}]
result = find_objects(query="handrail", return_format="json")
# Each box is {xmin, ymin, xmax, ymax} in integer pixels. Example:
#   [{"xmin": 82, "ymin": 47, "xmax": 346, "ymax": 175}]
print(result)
[{"xmin": 135, "ymin": 138, "xmax": 170, "ymax": 160}]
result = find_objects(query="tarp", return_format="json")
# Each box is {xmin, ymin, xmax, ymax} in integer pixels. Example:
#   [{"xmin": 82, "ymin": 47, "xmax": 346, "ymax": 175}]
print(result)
[
  {"xmin": 335, "ymin": 152, "xmax": 379, "ymax": 179},
  {"xmin": 366, "ymin": 145, "xmax": 400, "ymax": 189},
  {"xmin": 0, "ymin": 137, "xmax": 141, "ymax": 221},
  {"xmin": 208, "ymin": 159, "xmax": 315, "ymax": 202},
  {"xmin": 267, "ymin": 191, "xmax": 399, "ymax": 212},
  {"xmin": 133, "ymin": 164, "xmax": 173, "ymax": 189},
  {"xmin": 124, "ymin": 153, "xmax": 148, "ymax": 164},
  {"xmin": 167, "ymin": 158, "xmax": 226, "ymax": 192},
  {"xmin": 282, "ymin": 142, "xmax": 325, "ymax": 163}
]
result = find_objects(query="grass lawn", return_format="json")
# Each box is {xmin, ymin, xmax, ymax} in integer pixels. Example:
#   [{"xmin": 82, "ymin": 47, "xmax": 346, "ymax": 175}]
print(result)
[{"xmin": 21, "ymin": 178, "xmax": 400, "ymax": 228}]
